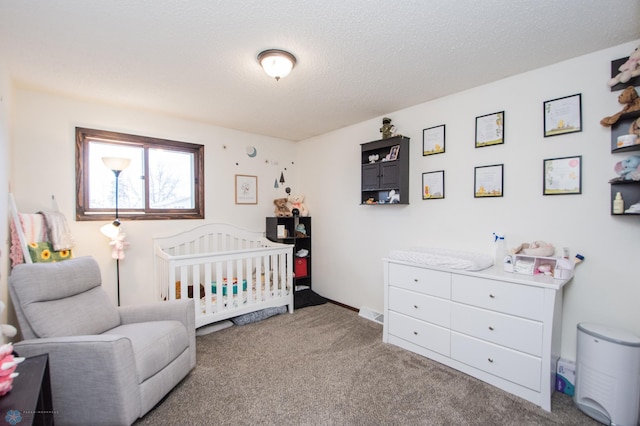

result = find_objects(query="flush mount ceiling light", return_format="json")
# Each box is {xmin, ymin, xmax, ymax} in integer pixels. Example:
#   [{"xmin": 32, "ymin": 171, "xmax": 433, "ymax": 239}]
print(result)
[{"xmin": 257, "ymin": 49, "xmax": 296, "ymax": 81}]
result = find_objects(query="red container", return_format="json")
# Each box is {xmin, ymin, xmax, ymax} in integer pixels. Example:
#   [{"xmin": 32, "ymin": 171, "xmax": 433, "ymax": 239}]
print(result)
[{"xmin": 295, "ymin": 258, "xmax": 308, "ymax": 277}]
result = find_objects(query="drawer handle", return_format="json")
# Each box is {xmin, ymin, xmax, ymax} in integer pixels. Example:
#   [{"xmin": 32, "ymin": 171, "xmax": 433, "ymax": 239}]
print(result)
[
  {"xmin": 489, "ymin": 294, "xmax": 495, "ymax": 299},
  {"xmin": 413, "ymin": 331, "xmax": 418, "ymax": 335},
  {"xmin": 487, "ymin": 358, "xmax": 494, "ymax": 363},
  {"xmin": 488, "ymin": 326, "xmax": 494, "ymax": 331},
  {"xmin": 413, "ymin": 278, "xmax": 419, "ymax": 283},
  {"xmin": 413, "ymin": 305, "xmax": 419, "ymax": 309}
]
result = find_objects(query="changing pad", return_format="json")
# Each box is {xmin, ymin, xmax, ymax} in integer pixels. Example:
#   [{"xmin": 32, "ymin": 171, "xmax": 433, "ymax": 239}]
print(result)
[{"xmin": 388, "ymin": 247, "xmax": 494, "ymax": 271}]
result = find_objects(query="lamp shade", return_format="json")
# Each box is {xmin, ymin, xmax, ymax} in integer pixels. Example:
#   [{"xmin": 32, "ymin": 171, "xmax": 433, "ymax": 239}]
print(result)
[
  {"xmin": 258, "ymin": 49, "xmax": 296, "ymax": 81},
  {"xmin": 102, "ymin": 157, "xmax": 131, "ymax": 171},
  {"xmin": 100, "ymin": 220, "xmax": 121, "ymax": 240}
]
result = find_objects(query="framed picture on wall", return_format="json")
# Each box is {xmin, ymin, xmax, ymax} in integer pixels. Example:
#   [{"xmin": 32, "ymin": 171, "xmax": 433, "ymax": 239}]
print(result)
[
  {"xmin": 475, "ymin": 111, "xmax": 504, "ymax": 148},
  {"xmin": 235, "ymin": 174, "xmax": 258, "ymax": 204},
  {"xmin": 422, "ymin": 170, "xmax": 445, "ymax": 199},
  {"xmin": 543, "ymin": 93, "xmax": 582, "ymax": 137},
  {"xmin": 543, "ymin": 156, "xmax": 582, "ymax": 195},
  {"xmin": 423, "ymin": 125, "xmax": 445, "ymax": 156},
  {"xmin": 474, "ymin": 164, "xmax": 503, "ymax": 197}
]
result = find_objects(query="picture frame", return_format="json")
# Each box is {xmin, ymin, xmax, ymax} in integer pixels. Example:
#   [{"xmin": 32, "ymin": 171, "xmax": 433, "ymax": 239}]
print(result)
[
  {"xmin": 474, "ymin": 164, "xmax": 503, "ymax": 198},
  {"xmin": 543, "ymin": 156, "xmax": 582, "ymax": 195},
  {"xmin": 423, "ymin": 125, "xmax": 445, "ymax": 156},
  {"xmin": 543, "ymin": 93, "xmax": 582, "ymax": 137},
  {"xmin": 475, "ymin": 111, "xmax": 504, "ymax": 148},
  {"xmin": 235, "ymin": 174, "xmax": 258, "ymax": 204},
  {"xmin": 422, "ymin": 170, "xmax": 445, "ymax": 199},
  {"xmin": 388, "ymin": 144, "xmax": 400, "ymax": 161}
]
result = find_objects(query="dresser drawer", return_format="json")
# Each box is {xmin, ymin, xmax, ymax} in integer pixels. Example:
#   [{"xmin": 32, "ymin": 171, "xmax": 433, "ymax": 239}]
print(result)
[
  {"xmin": 389, "ymin": 286, "xmax": 450, "ymax": 328},
  {"xmin": 451, "ymin": 303, "xmax": 542, "ymax": 357},
  {"xmin": 388, "ymin": 311, "xmax": 450, "ymax": 356},
  {"xmin": 451, "ymin": 275, "xmax": 543, "ymax": 320},
  {"xmin": 389, "ymin": 263, "xmax": 451, "ymax": 299},
  {"xmin": 451, "ymin": 332, "xmax": 541, "ymax": 391}
]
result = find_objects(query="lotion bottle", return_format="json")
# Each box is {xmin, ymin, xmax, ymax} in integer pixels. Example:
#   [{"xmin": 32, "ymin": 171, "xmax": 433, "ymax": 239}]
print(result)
[{"xmin": 613, "ymin": 192, "xmax": 624, "ymax": 214}]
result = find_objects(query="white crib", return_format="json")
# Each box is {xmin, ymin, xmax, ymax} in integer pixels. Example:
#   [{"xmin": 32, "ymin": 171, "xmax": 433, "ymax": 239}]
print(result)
[{"xmin": 154, "ymin": 223, "xmax": 294, "ymax": 328}]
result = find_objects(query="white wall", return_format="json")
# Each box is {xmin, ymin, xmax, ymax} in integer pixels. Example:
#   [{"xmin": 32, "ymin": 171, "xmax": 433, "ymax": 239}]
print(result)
[
  {"xmin": 0, "ymin": 60, "xmax": 12, "ymax": 325},
  {"xmin": 10, "ymin": 89, "xmax": 297, "ymax": 305},
  {"xmin": 299, "ymin": 40, "xmax": 640, "ymax": 361}
]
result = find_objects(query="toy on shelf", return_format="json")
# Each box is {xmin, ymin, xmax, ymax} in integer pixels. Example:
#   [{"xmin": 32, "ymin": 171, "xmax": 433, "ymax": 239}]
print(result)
[
  {"xmin": 600, "ymin": 86, "xmax": 640, "ymax": 127},
  {"xmin": 608, "ymin": 46, "xmax": 640, "ymax": 87},
  {"xmin": 287, "ymin": 194, "xmax": 308, "ymax": 216},
  {"xmin": 273, "ymin": 198, "xmax": 292, "ymax": 217},
  {"xmin": 611, "ymin": 155, "xmax": 640, "ymax": 181}
]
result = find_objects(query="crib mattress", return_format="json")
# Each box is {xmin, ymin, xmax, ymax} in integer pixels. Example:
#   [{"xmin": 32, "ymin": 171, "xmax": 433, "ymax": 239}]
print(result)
[{"xmin": 388, "ymin": 247, "xmax": 493, "ymax": 271}]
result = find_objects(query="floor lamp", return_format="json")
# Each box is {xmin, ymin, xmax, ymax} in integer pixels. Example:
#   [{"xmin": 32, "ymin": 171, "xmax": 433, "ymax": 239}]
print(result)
[{"xmin": 100, "ymin": 157, "xmax": 131, "ymax": 306}]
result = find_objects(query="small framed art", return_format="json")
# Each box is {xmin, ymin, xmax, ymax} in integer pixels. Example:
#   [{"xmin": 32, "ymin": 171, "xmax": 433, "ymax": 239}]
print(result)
[
  {"xmin": 543, "ymin": 93, "xmax": 582, "ymax": 137},
  {"xmin": 474, "ymin": 164, "xmax": 503, "ymax": 197},
  {"xmin": 423, "ymin": 125, "xmax": 445, "ymax": 156},
  {"xmin": 235, "ymin": 174, "xmax": 258, "ymax": 204},
  {"xmin": 388, "ymin": 144, "xmax": 400, "ymax": 161},
  {"xmin": 422, "ymin": 170, "xmax": 444, "ymax": 199},
  {"xmin": 475, "ymin": 111, "xmax": 504, "ymax": 148},
  {"xmin": 543, "ymin": 156, "xmax": 582, "ymax": 195}
]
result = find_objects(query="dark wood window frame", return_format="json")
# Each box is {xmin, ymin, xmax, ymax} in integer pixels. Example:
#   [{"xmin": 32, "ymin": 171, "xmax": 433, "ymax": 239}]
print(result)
[{"xmin": 75, "ymin": 127, "xmax": 205, "ymax": 221}]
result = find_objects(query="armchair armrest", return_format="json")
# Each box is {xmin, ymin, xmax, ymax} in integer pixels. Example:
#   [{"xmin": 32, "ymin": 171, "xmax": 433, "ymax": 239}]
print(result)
[
  {"xmin": 14, "ymin": 336, "xmax": 141, "ymax": 425},
  {"xmin": 118, "ymin": 299, "xmax": 196, "ymax": 369}
]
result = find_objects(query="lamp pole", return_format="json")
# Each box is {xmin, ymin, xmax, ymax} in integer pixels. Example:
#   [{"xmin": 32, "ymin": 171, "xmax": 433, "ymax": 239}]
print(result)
[
  {"xmin": 102, "ymin": 157, "xmax": 131, "ymax": 307},
  {"xmin": 114, "ymin": 169, "xmax": 121, "ymax": 306}
]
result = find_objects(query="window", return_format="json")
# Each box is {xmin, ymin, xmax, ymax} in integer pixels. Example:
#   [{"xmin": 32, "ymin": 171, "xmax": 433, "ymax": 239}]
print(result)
[{"xmin": 76, "ymin": 127, "xmax": 204, "ymax": 221}]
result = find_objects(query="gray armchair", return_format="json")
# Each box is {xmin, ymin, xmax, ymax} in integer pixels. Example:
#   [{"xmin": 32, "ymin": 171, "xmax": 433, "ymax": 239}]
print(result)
[{"xmin": 8, "ymin": 256, "xmax": 196, "ymax": 426}]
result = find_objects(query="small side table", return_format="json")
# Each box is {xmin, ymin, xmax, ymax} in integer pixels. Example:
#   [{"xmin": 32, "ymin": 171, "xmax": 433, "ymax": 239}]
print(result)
[{"xmin": 0, "ymin": 353, "xmax": 54, "ymax": 425}]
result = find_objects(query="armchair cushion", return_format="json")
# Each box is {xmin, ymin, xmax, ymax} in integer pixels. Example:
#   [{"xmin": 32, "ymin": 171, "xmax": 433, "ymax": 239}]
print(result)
[
  {"xmin": 10, "ymin": 257, "xmax": 121, "ymax": 337},
  {"xmin": 103, "ymin": 320, "xmax": 189, "ymax": 383}
]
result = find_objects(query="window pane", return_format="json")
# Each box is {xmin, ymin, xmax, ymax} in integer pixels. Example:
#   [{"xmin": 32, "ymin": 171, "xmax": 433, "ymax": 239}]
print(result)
[
  {"xmin": 88, "ymin": 142, "xmax": 144, "ymax": 210},
  {"xmin": 149, "ymin": 148, "xmax": 195, "ymax": 209}
]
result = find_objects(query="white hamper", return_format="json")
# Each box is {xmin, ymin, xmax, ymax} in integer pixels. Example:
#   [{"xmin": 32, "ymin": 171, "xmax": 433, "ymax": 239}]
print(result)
[{"xmin": 574, "ymin": 323, "xmax": 640, "ymax": 425}]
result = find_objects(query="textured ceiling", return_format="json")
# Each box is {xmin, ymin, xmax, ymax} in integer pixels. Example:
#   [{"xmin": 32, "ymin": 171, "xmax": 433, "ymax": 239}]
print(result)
[{"xmin": 1, "ymin": 1, "xmax": 639, "ymax": 141}]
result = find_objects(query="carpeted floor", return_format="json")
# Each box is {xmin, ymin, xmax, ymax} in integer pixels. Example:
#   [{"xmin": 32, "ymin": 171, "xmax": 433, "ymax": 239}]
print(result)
[{"xmin": 135, "ymin": 303, "xmax": 597, "ymax": 425}]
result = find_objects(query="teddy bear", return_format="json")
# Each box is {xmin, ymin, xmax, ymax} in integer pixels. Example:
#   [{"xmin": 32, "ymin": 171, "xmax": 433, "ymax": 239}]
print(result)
[
  {"xmin": 613, "ymin": 155, "xmax": 640, "ymax": 181},
  {"xmin": 601, "ymin": 86, "xmax": 640, "ymax": 126},
  {"xmin": 608, "ymin": 46, "xmax": 640, "ymax": 87},
  {"xmin": 273, "ymin": 198, "xmax": 292, "ymax": 217},
  {"xmin": 600, "ymin": 86, "xmax": 640, "ymax": 127},
  {"xmin": 629, "ymin": 117, "xmax": 640, "ymax": 138},
  {"xmin": 109, "ymin": 231, "xmax": 130, "ymax": 260},
  {"xmin": 287, "ymin": 194, "xmax": 309, "ymax": 216}
]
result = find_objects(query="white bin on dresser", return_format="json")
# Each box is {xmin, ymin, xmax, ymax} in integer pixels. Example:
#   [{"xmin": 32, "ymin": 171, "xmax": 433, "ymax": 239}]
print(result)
[
  {"xmin": 574, "ymin": 322, "xmax": 640, "ymax": 426},
  {"xmin": 382, "ymin": 258, "xmax": 572, "ymax": 412}
]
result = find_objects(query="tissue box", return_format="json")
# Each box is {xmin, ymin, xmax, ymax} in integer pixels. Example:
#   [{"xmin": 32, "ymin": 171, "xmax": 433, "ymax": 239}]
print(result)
[{"xmin": 556, "ymin": 358, "xmax": 575, "ymax": 396}]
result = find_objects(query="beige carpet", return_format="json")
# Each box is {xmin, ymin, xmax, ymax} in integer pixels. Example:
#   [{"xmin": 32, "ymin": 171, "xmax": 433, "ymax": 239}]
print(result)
[{"xmin": 135, "ymin": 303, "xmax": 597, "ymax": 425}]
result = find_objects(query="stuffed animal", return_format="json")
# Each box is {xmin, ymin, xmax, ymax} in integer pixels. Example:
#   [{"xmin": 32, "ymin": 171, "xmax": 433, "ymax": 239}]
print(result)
[
  {"xmin": 109, "ymin": 232, "xmax": 130, "ymax": 260},
  {"xmin": 600, "ymin": 86, "xmax": 640, "ymax": 127},
  {"xmin": 0, "ymin": 343, "xmax": 24, "ymax": 396},
  {"xmin": 387, "ymin": 190, "xmax": 400, "ymax": 204},
  {"xmin": 287, "ymin": 194, "xmax": 309, "ymax": 216},
  {"xmin": 273, "ymin": 198, "xmax": 292, "ymax": 217},
  {"xmin": 0, "ymin": 302, "xmax": 23, "ymax": 397},
  {"xmin": 629, "ymin": 117, "xmax": 640, "ymax": 138},
  {"xmin": 614, "ymin": 155, "xmax": 640, "ymax": 181},
  {"xmin": 608, "ymin": 46, "xmax": 640, "ymax": 87}
]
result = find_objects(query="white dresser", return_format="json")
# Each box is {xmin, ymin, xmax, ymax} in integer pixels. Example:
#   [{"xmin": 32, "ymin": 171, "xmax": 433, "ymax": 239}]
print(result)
[{"xmin": 382, "ymin": 259, "xmax": 571, "ymax": 412}]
